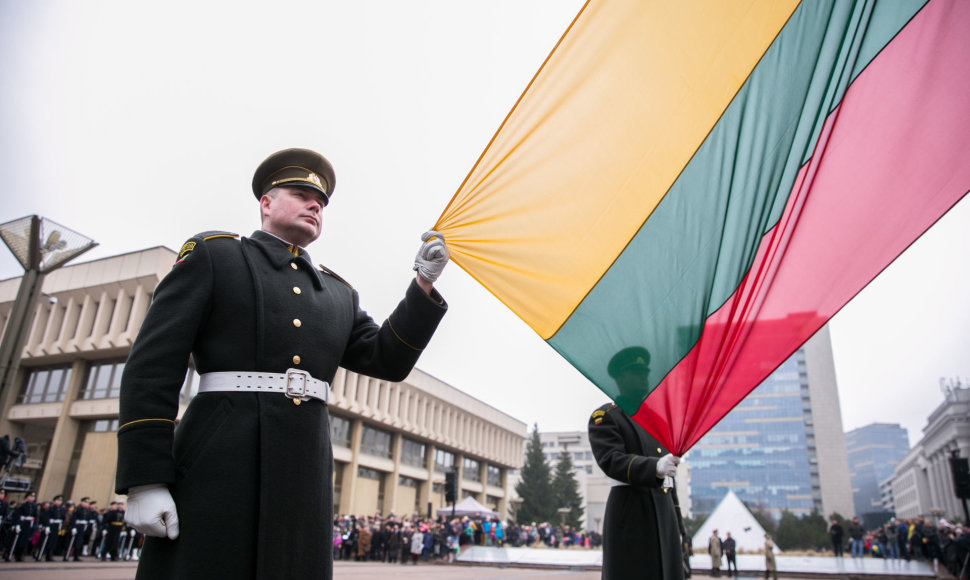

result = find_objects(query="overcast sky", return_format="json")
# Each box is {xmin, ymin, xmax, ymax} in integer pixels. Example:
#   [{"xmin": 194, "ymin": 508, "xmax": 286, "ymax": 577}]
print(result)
[{"xmin": 2, "ymin": 1, "xmax": 968, "ymax": 446}]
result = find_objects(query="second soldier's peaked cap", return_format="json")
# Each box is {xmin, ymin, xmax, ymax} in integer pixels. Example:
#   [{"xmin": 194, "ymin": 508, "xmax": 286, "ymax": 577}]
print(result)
[
  {"xmin": 607, "ymin": 346, "xmax": 651, "ymax": 378},
  {"xmin": 252, "ymin": 148, "xmax": 335, "ymax": 204}
]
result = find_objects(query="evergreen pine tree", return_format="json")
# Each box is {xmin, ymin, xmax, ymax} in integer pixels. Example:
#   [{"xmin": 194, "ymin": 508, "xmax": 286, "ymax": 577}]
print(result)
[
  {"xmin": 514, "ymin": 423, "xmax": 556, "ymax": 524},
  {"xmin": 552, "ymin": 449, "xmax": 585, "ymax": 530}
]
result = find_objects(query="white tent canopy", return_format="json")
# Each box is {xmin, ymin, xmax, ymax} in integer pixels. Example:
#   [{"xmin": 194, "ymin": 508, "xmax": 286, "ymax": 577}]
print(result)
[
  {"xmin": 436, "ymin": 496, "xmax": 499, "ymax": 520},
  {"xmin": 691, "ymin": 490, "xmax": 774, "ymax": 553}
]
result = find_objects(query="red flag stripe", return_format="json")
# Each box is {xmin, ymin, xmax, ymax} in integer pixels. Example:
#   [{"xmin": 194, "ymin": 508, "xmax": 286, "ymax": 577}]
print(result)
[{"xmin": 636, "ymin": 0, "xmax": 970, "ymax": 454}]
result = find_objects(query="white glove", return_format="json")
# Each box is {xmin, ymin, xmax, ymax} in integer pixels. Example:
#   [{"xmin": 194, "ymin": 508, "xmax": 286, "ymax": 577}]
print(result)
[
  {"xmin": 125, "ymin": 484, "xmax": 180, "ymax": 540},
  {"xmin": 413, "ymin": 230, "xmax": 449, "ymax": 283},
  {"xmin": 656, "ymin": 454, "xmax": 681, "ymax": 479}
]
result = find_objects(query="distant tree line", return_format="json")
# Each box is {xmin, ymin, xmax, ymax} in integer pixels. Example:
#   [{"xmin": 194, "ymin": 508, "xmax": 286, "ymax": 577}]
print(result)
[
  {"xmin": 513, "ymin": 424, "xmax": 585, "ymax": 530},
  {"xmin": 685, "ymin": 505, "xmax": 848, "ymax": 551},
  {"xmin": 513, "ymin": 424, "xmax": 848, "ymax": 549}
]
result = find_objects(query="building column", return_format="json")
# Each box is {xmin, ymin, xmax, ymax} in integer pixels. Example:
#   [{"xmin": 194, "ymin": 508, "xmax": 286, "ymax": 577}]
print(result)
[
  {"xmin": 497, "ymin": 467, "xmax": 509, "ymax": 521},
  {"xmin": 455, "ymin": 453, "xmax": 464, "ymax": 499},
  {"xmin": 478, "ymin": 461, "xmax": 488, "ymax": 504},
  {"xmin": 337, "ymin": 418, "xmax": 364, "ymax": 516},
  {"xmin": 386, "ymin": 432, "xmax": 402, "ymax": 516},
  {"xmin": 37, "ymin": 359, "xmax": 87, "ymax": 499},
  {"xmin": 418, "ymin": 443, "xmax": 438, "ymax": 510},
  {"xmin": 0, "ymin": 367, "xmax": 26, "ymax": 439},
  {"xmin": 929, "ymin": 452, "xmax": 946, "ymax": 516}
]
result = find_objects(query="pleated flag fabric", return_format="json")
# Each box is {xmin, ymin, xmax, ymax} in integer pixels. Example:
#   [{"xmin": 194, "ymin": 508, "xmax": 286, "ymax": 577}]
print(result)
[{"xmin": 433, "ymin": 0, "xmax": 970, "ymax": 454}]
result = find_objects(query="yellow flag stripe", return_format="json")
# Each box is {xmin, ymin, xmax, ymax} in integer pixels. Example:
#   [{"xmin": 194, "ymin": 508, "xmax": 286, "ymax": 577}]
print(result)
[{"xmin": 435, "ymin": 0, "xmax": 800, "ymax": 339}]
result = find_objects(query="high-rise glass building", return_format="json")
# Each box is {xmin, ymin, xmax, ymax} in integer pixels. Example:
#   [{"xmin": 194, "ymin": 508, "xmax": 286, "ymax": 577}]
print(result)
[
  {"xmin": 845, "ymin": 423, "xmax": 909, "ymax": 517},
  {"xmin": 688, "ymin": 326, "xmax": 853, "ymax": 520}
]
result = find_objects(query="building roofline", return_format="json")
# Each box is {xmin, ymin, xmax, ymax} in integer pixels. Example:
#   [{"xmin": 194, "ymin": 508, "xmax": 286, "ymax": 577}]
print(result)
[{"xmin": 0, "ymin": 245, "xmax": 176, "ymax": 284}]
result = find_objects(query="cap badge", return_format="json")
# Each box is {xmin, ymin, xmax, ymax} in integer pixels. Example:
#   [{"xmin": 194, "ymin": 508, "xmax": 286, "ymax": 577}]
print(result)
[{"xmin": 307, "ymin": 172, "xmax": 322, "ymax": 187}]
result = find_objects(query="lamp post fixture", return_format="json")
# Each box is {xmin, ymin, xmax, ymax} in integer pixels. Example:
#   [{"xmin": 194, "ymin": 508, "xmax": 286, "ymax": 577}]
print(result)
[{"xmin": 0, "ymin": 215, "xmax": 96, "ymax": 400}]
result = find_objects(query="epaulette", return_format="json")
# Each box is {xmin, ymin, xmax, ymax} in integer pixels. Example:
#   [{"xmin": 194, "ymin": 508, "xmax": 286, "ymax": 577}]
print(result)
[
  {"xmin": 176, "ymin": 231, "xmax": 239, "ymax": 263},
  {"xmin": 318, "ymin": 264, "xmax": 354, "ymax": 290},
  {"xmin": 591, "ymin": 402, "xmax": 618, "ymax": 425}
]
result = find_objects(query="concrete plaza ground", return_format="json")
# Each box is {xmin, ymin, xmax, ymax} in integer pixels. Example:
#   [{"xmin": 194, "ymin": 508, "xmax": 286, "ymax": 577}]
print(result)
[
  {"xmin": 0, "ymin": 559, "xmax": 600, "ymax": 580},
  {"xmin": 0, "ymin": 549, "xmax": 947, "ymax": 579}
]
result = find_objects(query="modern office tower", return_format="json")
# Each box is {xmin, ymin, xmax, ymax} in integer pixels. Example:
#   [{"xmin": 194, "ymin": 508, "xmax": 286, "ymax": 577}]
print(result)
[
  {"xmin": 689, "ymin": 325, "xmax": 853, "ymax": 521},
  {"xmin": 845, "ymin": 423, "xmax": 910, "ymax": 518}
]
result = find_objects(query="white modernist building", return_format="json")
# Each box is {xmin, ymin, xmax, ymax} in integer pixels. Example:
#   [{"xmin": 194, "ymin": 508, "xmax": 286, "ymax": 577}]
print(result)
[{"xmin": 890, "ymin": 383, "xmax": 970, "ymax": 521}]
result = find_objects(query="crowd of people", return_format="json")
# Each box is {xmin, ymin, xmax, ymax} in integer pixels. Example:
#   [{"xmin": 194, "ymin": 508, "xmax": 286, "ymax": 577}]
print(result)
[
  {"xmin": 3, "ymin": 486, "xmax": 968, "ymax": 577},
  {"xmin": 829, "ymin": 515, "xmax": 969, "ymax": 575},
  {"xmin": 331, "ymin": 512, "xmax": 603, "ymax": 564},
  {"xmin": 0, "ymin": 490, "xmax": 142, "ymax": 563}
]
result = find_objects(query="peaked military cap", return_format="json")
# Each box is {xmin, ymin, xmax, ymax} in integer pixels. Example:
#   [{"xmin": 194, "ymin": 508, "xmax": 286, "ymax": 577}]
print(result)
[
  {"xmin": 607, "ymin": 346, "xmax": 651, "ymax": 378},
  {"xmin": 252, "ymin": 148, "xmax": 336, "ymax": 205}
]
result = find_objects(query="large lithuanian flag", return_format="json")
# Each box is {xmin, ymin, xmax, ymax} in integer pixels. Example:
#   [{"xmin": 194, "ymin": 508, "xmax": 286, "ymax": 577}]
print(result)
[{"xmin": 433, "ymin": 0, "xmax": 970, "ymax": 454}]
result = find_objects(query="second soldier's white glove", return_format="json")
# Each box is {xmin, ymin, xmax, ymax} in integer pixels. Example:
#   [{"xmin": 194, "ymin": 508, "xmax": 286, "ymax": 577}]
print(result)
[
  {"xmin": 413, "ymin": 230, "xmax": 449, "ymax": 283},
  {"xmin": 125, "ymin": 484, "xmax": 180, "ymax": 540},
  {"xmin": 656, "ymin": 454, "xmax": 681, "ymax": 479}
]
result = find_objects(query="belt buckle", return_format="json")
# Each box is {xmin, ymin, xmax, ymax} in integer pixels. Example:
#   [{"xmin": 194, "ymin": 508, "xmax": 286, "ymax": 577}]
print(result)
[{"xmin": 285, "ymin": 368, "xmax": 310, "ymax": 405}]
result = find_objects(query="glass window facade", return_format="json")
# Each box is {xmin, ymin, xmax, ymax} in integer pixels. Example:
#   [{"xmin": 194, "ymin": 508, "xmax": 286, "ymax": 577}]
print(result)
[
  {"xmin": 463, "ymin": 458, "xmax": 481, "ymax": 482},
  {"xmin": 434, "ymin": 449, "xmax": 455, "ymax": 473},
  {"xmin": 360, "ymin": 425, "xmax": 392, "ymax": 459},
  {"xmin": 93, "ymin": 419, "xmax": 119, "ymax": 432},
  {"xmin": 690, "ymin": 352, "xmax": 816, "ymax": 520},
  {"xmin": 331, "ymin": 415, "xmax": 352, "ymax": 448},
  {"xmin": 80, "ymin": 360, "xmax": 125, "ymax": 400},
  {"xmin": 487, "ymin": 464, "xmax": 502, "ymax": 487},
  {"xmin": 845, "ymin": 423, "xmax": 910, "ymax": 515},
  {"xmin": 358, "ymin": 466, "xmax": 381, "ymax": 479},
  {"xmin": 19, "ymin": 365, "xmax": 73, "ymax": 404},
  {"xmin": 401, "ymin": 437, "xmax": 426, "ymax": 468}
]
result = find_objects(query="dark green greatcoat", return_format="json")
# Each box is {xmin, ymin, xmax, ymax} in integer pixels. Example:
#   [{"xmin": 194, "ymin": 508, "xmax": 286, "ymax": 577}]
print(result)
[
  {"xmin": 588, "ymin": 403, "xmax": 686, "ymax": 580},
  {"xmin": 116, "ymin": 230, "xmax": 447, "ymax": 580}
]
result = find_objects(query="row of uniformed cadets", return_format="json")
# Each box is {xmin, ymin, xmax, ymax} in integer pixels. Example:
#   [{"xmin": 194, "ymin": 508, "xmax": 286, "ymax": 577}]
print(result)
[{"xmin": 0, "ymin": 491, "xmax": 142, "ymax": 562}]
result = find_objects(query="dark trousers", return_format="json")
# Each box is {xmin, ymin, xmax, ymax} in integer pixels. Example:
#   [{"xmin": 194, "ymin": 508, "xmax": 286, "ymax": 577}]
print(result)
[{"xmin": 726, "ymin": 553, "xmax": 737, "ymax": 576}]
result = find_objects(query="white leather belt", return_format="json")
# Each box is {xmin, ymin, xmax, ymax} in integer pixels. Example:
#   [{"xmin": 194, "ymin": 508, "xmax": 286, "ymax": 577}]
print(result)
[{"xmin": 198, "ymin": 369, "xmax": 330, "ymax": 405}]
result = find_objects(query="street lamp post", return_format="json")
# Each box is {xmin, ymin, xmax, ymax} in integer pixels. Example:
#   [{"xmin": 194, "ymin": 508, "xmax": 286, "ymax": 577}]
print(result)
[{"xmin": 0, "ymin": 215, "xmax": 96, "ymax": 401}]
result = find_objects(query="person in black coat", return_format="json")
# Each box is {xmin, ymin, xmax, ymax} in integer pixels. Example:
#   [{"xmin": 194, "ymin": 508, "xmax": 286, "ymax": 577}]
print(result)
[
  {"xmin": 66, "ymin": 498, "xmax": 94, "ymax": 561},
  {"xmin": 5, "ymin": 491, "xmax": 38, "ymax": 562},
  {"xmin": 828, "ymin": 518, "xmax": 844, "ymax": 557},
  {"xmin": 722, "ymin": 532, "xmax": 737, "ymax": 577},
  {"xmin": 116, "ymin": 148, "xmax": 449, "ymax": 580},
  {"xmin": 101, "ymin": 501, "xmax": 126, "ymax": 561},
  {"xmin": 589, "ymin": 347, "xmax": 686, "ymax": 580},
  {"xmin": 40, "ymin": 495, "xmax": 67, "ymax": 560}
]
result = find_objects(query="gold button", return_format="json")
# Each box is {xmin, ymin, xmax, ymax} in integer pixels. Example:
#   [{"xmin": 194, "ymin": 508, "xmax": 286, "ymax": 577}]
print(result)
[
  {"xmin": 293, "ymin": 398, "xmax": 301, "ymax": 406},
  {"xmin": 292, "ymin": 355, "xmax": 301, "ymax": 364},
  {"xmin": 657, "ymin": 448, "xmax": 662, "ymax": 453},
  {"xmin": 293, "ymin": 287, "xmax": 301, "ymax": 295},
  {"xmin": 293, "ymin": 319, "xmax": 302, "ymax": 328},
  {"xmin": 290, "ymin": 262, "xmax": 298, "ymax": 270}
]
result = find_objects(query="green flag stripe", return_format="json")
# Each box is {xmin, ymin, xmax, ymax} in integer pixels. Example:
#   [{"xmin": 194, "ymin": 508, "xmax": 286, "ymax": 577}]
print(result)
[{"xmin": 549, "ymin": 0, "xmax": 926, "ymax": 413}]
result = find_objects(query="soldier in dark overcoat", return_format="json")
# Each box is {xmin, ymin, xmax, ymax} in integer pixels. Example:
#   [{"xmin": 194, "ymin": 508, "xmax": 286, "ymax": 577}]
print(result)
[
  {"xmin": 40, "ymin": 495, "xmax": 66, "ymax": 560},
  {"xmin": 115, "ymin": 148, "xmax": 449, "ymax": 580},
  {"xmin": 101, "ymin": 501, "xmax": 126, "ymax": 561},
  {"xmin": 589, "ymin": 347, "xmax": 686, "ymax": 580},
  {"xmin": 5, "ymin": 491, "xmax": 38, "ymax": 562},
  {"xmin": 66, "ymin": 497, "xmax": 94, "ymax": 561}
]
